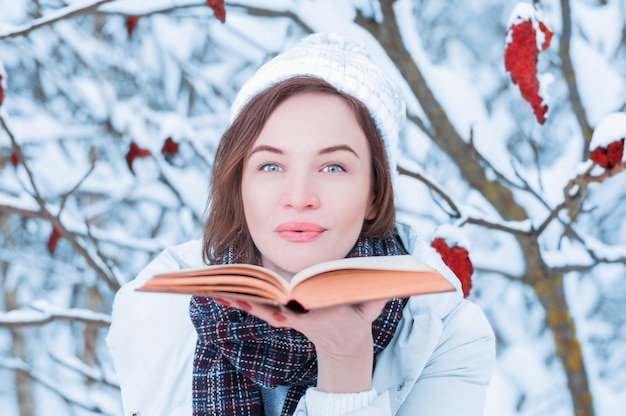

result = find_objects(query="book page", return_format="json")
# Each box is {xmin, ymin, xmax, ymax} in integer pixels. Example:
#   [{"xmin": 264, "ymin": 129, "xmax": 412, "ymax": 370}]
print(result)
[
  {"xmin": 143, "ymin": 275, "xmax": 286, "ymax": 299},
  {"xmin": 290, "ymin": 254, "xmax": 434, "ymax": 287},
  {"xmin": 290, "ymin": 267, "xmax": 454, "ymax": 310},
  {"xmin": 152, "ymin": 263, "xmax": 290, "ymax": 291}
]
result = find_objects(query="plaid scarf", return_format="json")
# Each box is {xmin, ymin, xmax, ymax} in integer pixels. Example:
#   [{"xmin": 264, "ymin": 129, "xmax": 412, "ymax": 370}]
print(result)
[{"xmin": 190, "ymin": 233, "xmax": 408, "ymax": 416}]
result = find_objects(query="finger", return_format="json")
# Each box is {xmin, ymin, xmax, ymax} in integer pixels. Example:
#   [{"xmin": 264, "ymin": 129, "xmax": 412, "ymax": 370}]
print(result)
[{"xmin": 244, "ymin": 301, "xmax": 291, "ymax": 327}]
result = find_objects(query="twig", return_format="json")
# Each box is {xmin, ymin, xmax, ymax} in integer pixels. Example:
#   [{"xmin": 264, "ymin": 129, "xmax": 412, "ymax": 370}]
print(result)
[
  {"xmin": 464, "ymin": 217, "xmax": 532, "ymax": 237},
  {"xmin": 50, "ymin": 353, "xmax": 118, "ymax": 388},
  {"xmin": 0, "ymin": 115, "xmax": 120, "ymax": 291},
  {"xmin": 466, "ymin": 130, "xmax": 526, "ymax": 191},
  {"xmin": 533, "ymin": 161, "xmax": 626, "ymax": 236},
  {"xmin": 397, "ymin": 164, "xmax": 532, "ymax": 235},
  {"xmin": 0, "ymin": 0, "xmax": 116, "ymax": 40},
  {"xmin": 0, "ymin": 115, "xmax": 46, "ymax": 207},
  {"xmin": 0, "ymin": 356, "xmax": 108, "ymax": 413},
  {"xmin": 558, "ymin": 0, "xmax": 593, "ymax": 154},
  {"xmin": 0, "ymin": 303, "xmax": 111, "ymax": 328},
  {"xmin": 406, "ymin": 113, "xmax": 434, "ymax": 139},
  {"xmin": 227, "ymin": 3, "xmax": 314, "ymax": 34},
  {"xmin": 59, "ymin": 148, "xmax": 97, "ymax": 214},
  {"xmin": 552, "ymin": 255, "xmax": 626, "ymax": 274},
  {"xmin": 397, "ymin": 165, "xmax": 461, "ymax": 217}
]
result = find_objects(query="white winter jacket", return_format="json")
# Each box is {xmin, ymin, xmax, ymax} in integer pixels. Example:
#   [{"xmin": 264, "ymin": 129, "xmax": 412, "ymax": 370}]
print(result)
[{"xmin": 106, "ymin": 222, "xmax": 495, "ymax": 415}]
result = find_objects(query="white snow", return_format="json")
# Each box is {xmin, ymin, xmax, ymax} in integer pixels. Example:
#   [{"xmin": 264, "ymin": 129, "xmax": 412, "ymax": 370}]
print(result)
[
  {"xmin": 1, "ymin": 0, "xmax": 625, "ymax": 415},
  {"xmin": 589, "ymin": 112, "xmax": 626, "ymax": 149}
]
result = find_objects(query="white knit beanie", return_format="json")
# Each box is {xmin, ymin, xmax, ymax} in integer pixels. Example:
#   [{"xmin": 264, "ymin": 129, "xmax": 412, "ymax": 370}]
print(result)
[{"xmin": 230, "ymin": 33, "xmax": 406, "ymax": 183}]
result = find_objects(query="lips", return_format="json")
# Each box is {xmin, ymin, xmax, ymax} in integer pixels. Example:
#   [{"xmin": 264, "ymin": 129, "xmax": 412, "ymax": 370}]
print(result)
[{"xmin": 275, "ymin": 222, "xmax": 327, "ymax": 242}]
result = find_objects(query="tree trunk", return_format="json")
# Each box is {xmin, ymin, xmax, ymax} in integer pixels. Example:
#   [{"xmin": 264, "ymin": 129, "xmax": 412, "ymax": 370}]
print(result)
[
  {"xmin": 1, "ymin": 261, "xmax": 35, "ymax": 416},
  {"xmin": 357, "ymin": 2, "xmax": 597, "ymax": 414},
  {"xmin": 523, "ymin": 241, "xmax": 594, "ymax": 415}
]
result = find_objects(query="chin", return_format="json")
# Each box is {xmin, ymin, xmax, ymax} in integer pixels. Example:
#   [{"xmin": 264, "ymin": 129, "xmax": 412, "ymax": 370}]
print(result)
[
  {"xmin": 263, "ymin": 244, "xmax": 350, "ymax": 276},
  {"xmin": 284, "ymin": 259, "xmax": 318, "ymax": 274},
  {"xmin": 292, "ymin": 253, "xmax": 342, "ymax": 270}
]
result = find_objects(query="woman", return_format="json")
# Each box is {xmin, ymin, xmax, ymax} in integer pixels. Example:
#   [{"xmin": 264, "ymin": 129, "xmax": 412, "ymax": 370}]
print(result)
[{"xmin": 107, "ymin": 33, "xmax": 495, "ymax": 416}]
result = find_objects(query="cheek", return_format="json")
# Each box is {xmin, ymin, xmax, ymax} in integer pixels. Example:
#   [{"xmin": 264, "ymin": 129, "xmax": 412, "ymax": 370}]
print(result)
[
  {"xmin": 240, "ymin": 182, "xmax": 256, "ymax": 229},
  {"xmin": 241, "ymin": 170, "xmax": 257, "ymax": 211},
  {"xmin": 241, "ymin": 189, "xmax": 258, "ymax": 226},
  {"xmin": 340, "ymin": 193, "xmax": 371, "ymax": 227},
  {"xmin": 241, "ymin": 180, "xmax": 274, "ymax": 236}
]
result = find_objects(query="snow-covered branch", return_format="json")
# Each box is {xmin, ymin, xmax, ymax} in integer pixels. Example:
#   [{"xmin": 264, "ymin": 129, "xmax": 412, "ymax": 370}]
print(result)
[
  {"xmin": 0, "ymin": 0, "xmax": 116, "ymax": 40},
  {"xmin": 534, "ymin": 160, "xmax": 626, "ymax": 237},
  {"xmin": 228, "ymin": 2, "xmax": 314, "ymax": 34},
  {"xmin": 0, "ymin": 115, "xmax": 46, "ymax": 208},
  {"xmin": 557, "ymin": 0, "xmax": 593, "ymax": 151},
  {"xmin": 1, "ymin": 116, "xmax": 122, "ymax": 291},
  {"xmin": 0, "ymin": 302, "xmax": 111, "ymax": 329},
  {"xmin": 0, "ymin": 1, "xmax": 624, "ymax": 414},
  {"xmin": 0, "ymin": 356, "xmax": 112, "ymax": 413},
  {"xmin": 397, "ymin": 164, "xmax": 461, "ymax": 217},
  {"xmin": 51, "ymin": 352, "xmax": 119, "ymax": 388}
]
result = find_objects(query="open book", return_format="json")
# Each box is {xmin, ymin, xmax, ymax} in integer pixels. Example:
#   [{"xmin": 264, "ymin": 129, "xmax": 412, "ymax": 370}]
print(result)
[{"xmin": 138, "ymin": 254, "xmax": 455, "ymax": 312}]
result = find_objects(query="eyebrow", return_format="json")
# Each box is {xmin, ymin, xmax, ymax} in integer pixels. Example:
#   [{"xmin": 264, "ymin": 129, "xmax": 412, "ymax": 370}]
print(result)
[
  {"xmin": 249, "ymin": 145, "xmax": 283, "ymax": 156},
  {"xmin": 249, "ymin": 144, "xmax": 359, "ymax": 158},
  {"xmin": 319, "ymin": 144, "xmax": 359, "ymax": 158}
]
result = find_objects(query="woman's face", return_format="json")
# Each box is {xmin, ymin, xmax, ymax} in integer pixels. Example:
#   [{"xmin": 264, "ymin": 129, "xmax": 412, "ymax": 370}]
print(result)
[{"xmin": 241, "ymin": 92, "xmax": 374, "ymax": 280}]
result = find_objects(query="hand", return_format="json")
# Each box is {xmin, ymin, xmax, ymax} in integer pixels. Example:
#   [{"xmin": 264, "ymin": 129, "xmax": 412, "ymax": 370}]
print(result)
[{"xmin": 218, "ymin": 298, "xmax": 389, "ymax": 393}]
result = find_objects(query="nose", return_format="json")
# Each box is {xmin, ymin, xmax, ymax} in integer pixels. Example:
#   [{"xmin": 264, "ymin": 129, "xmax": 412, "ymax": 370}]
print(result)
[{"xmin": 280, "ymin": 173, "xmax": 320, "ymax": 210}]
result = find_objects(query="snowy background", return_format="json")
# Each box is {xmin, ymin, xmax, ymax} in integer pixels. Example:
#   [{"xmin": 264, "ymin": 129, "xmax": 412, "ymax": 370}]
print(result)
[{"xmin": 1, "ymin": 0, "xmax": 625, "ymax": 415}]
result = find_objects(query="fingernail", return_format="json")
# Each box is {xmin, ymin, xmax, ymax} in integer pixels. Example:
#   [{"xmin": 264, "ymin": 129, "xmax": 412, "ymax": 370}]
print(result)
[
  {"xmin": 214, "ymin": 298, "xmax": 230, "ymax": 307},
  {"xmin": 272, "ymin": 311, "xmax": 287, "ymax": 322},
  {"xmin": 236, "ymin": 301, "xmax": 252, "ymax": 312}
]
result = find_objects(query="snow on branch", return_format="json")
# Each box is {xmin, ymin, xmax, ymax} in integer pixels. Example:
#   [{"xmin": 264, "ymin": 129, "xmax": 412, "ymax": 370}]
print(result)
[
  {"xmin": 0, "ymin": 301, "xmax": 111, "ymax": 328},
  {"xmin": 0, "ymin": 0, "xmax": 116, "ymax": 40},
  {"xmin": 0, "ymin": 356, "xmax": 110, "ymax": 412},
  {"xmin": 397, "ymin": 164, "xmax": 461, "ymax": 218},
  {"xmin": 0, "ymin": 115, "xmax": 122, "ymax": 291},
  {"xmin": 228, "ymin": 2, "xmax": 314, "ymax": 34},
  {"xmin": 533, "ymin": 159, "xmax": 626, "ymax": 237},
  {"xmin": 397, "ymin": 163, "xmax": 534, "ymax": 236},
  {"xmin": 51, "ymin": 352, "xmax": 119, "ymax": 387}
]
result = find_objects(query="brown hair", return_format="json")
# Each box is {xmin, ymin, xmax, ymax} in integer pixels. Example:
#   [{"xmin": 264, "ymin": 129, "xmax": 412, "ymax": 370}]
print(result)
[{"xmin": 202, "ymin": 76, "xmax": 395, "ymax": 265}]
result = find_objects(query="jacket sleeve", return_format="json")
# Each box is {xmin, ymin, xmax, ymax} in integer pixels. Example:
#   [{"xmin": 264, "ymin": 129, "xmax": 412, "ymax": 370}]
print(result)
[
  {"xmin": 396, "ymin": 300, "xmax": 496, "ymax": 416},
  {"xmin": 106, "ymin": 243, "xmax": 200, "ymax": 416},
  {"xmin": 293, "ymin": 388, "xmax": 393, "ymax": 416},
  {"xmin": 292, "ymin": 299, "xmax": 495, "ymax": 416}
]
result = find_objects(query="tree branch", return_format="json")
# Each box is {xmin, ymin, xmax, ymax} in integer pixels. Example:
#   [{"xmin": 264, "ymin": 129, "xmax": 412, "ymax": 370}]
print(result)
[
  {"xmin": 355, "ymin": 1, "xmax": 527, "ymax": 221},
  {"xmin": 0, "ymin": 356, "xmax": 110, "ymax": 413},
  {"xmin": 397, "ymin": 164, "xmax": 532, "ymax": 236},
  {"xmin": 0, "ymin": 0, "xmax": 116, "ymax": 40},
  {"xmin": 0, "ymin": 305, "xmax": 111, "ymax": 329},
  {"xmin": 228, "ymin": 3, "xmax": 314, "ymax": 34},
  {"xmin": 58, "ymin": 149, "xmax": 97, "ymax": 214},
  {"xmin": 464, "ymin": 217, "xmax": 532, "ymax": 237},
  {"xmin": 0, "ymin": 115, "xmax": 121, "ymax": 291},
  {"xmin": 534, "ymin": 160, "xmax": 626, "ymax": 236},
  {"xmin": 397, "ymin": 164, "xmax": 461, "ymax": 217},
  {"xmin": 558, "ymin": 0, "xmax": 593, "ymax": 156}
]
